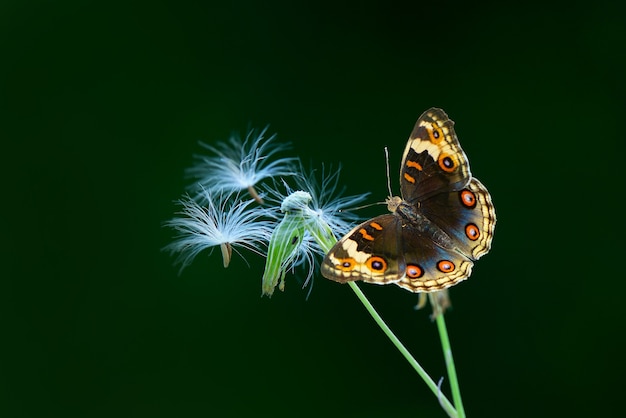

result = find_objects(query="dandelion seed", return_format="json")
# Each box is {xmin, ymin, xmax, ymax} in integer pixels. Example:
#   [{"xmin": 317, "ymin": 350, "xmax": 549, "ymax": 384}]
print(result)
[
  {"xmin": 266, "ymin": 164, "xmax": 369, "ymax": 251},
  {"xmin": 187, "ymin": 127, "xmax": 298, "ymax": 204},
  {"xmin": 295, "ymin": 164, "xmax": 369, "ymax": 239},
  {"xmin": 164, "ymin": 189, "xmax": 273, "ymax": 270}
]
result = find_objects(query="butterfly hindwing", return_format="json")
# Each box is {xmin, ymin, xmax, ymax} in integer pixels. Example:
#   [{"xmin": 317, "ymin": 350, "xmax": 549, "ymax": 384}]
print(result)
[
  {"xmin": 419, "ymin": 178, "xmax": 496, "ymax": 261},
  {"xmin": 394, "ymin": 229, "xmax": 474, "ymax": 292}
]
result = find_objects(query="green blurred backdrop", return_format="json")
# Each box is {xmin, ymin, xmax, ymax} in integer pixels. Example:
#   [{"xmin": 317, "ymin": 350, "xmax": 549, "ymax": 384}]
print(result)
[{"xmin": 2, "ymin": 1, "xmax": 625, "ymax": 417}]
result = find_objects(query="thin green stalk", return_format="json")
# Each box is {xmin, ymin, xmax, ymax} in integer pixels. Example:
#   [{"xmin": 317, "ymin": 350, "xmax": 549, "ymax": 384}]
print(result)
[
  {"xmin": 434, "ymin": 301, "xmax": 466, "ymax": 418},
  {"xmin": 348, "ymin": 282, "xmax": 457, "ymax": 417},
  {"xmin": 312, "ymin": 226, "xmax": 460, "ymax": 417}
]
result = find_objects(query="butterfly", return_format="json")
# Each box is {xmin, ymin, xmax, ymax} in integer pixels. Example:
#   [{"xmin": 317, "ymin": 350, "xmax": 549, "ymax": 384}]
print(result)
[{"xmin": 321, "ymin": 108, "xmax": 496, "ymax": 292}]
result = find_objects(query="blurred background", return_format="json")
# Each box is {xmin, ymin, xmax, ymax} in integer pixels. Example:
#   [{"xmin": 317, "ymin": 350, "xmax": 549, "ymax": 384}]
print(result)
[{"xmin": 2, "ymin": 1, "xmax": 625, "ymax": 417}]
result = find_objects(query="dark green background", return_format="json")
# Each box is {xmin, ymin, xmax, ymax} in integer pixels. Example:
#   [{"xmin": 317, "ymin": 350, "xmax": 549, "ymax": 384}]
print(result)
[{"xmin": 2, "ymin": 1, "xmax": 625, "ymax": 417}]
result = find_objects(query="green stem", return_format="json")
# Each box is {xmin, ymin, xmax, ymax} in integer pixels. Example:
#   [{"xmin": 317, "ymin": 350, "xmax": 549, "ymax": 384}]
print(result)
[
  {"xmin": 434, "ymin": 300, "xmax": 465, "ymax": 418},
  {"xmin": 347, "ymin": 282, "xmax": 457, "ymax": 417},
  {"xmin": 310, "ymin": 223, "xmax": 460, "ymax": 417}
]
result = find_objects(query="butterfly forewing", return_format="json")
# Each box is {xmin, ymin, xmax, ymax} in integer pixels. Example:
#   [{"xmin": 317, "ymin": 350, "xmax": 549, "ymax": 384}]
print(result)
[
  {"xmin": 321, "ymin": 214, "xmax": 406, "ymax": 284},
  {"xmin": 400, "ymin": 108, "xmax": 471, "ymax": 202}
]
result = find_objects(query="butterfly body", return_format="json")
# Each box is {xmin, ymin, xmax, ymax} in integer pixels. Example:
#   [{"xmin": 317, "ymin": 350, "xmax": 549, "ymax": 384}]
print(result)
[
  {"xmin": 321, "ymin": 108, "xmax": 496, "ymax": 292},
  {"xmin": 393, "ymin": 200, "xmax": 456, "ymax": 250}
]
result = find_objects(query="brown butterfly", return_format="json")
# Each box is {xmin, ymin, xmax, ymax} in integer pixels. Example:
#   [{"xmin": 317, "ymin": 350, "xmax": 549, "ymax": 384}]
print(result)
[{"xmin": 321, "ymin": 108, "xmax": 496, "ymax": 292}]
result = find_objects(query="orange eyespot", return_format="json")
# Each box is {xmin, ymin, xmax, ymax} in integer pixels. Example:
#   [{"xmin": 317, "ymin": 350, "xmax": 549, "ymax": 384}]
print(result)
[
  {"xmin": 428, "ymin": 126, "xmax": 444, "ymax": 143},
  {"xmin": 406, "ymin": 264, "xmax": 424, "ymax": 279},
  {"xmin": 438, "ymin": 153, "xmax": 457, "ymax": 172},
  {"xmin": 366, "ymin": 256, "xmax": 387, "ymax": 272},
  {"xmin": 465, "ymin": 223, "xmax": 480, "ymax": 241},
  {"xmin": 460, "ymin": 190, "xmax": 476, "ymax": 208},
  {"xmin": 437, "ymin": 260, "xmax": 455, "ymax": 273},
  {"xmin": 337, "ymin": 258, "xmax": 356, "ymax": 271}
]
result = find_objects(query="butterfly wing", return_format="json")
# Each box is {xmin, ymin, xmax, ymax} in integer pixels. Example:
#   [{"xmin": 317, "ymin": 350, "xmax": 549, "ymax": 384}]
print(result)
[
  {"xmin": 394, "ymin": 229, "xmax": 474, "ymax": 292},
  {"xmin": 400, "ymin": 108, "xmax": 471, "ymax": 202},
  {"xmin": 393, "ymin": 178, "xmax": 495, "ymax": 292},
  {"xmin": 321, "ymin": 214, "xmax": 407, "ymax": 285},
  {"xmin": 420, "ymin": 177, "xmax": 496, "ymax": 260}
]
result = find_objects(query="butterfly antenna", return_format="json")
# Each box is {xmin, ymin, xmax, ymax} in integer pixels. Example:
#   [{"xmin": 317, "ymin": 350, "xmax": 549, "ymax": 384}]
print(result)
[
  {"xmin": 385, "ymin": 146, "xmax": 393, "ymax": 197},
  {"xmin": 340, "ymin": 201, "xmax": 385, "ymax": 212}
]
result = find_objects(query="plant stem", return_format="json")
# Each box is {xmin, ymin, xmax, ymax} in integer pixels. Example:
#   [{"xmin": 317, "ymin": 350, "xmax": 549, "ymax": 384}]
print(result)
[
  {"xmin": 311, "ymin": 226, "xmax": 461, "ymax": 417},
  {"xmin": 347, "ymin": 282, "xmax": 458, "ymax": 417},
  {"xmin": 433, "ymin": 300, "xmax": 466, "ymax": 418}
]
